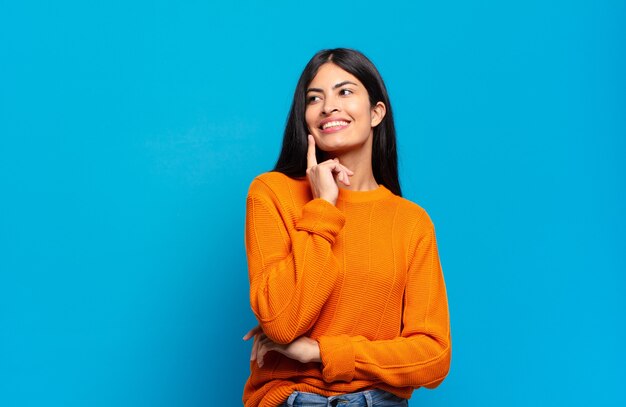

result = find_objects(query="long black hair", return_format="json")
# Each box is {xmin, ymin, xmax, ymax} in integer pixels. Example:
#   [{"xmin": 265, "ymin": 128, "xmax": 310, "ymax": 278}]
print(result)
[{"xmin": 273, "ymin": 48, "xmax": 402, "ymax": 196}]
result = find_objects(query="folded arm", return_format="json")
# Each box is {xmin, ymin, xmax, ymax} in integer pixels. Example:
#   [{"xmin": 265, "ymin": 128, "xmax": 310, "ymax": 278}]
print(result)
[
  {"xmin": 317, "ymin": 220, "xmax": 451, "ymax": 388},
  {"xmin": 246, "ymin": 184, "xmax": 345, "ymax": 344}
]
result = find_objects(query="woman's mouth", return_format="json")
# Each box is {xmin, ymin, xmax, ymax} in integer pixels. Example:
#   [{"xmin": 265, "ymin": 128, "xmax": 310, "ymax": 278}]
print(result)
[{"xmin": 320, "ymin": 120, "xmax": 350, "ymax": 133}]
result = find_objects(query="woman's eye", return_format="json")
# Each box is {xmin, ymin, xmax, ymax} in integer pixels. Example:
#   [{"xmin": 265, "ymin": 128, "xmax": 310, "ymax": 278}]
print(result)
[
  {"xmin": 307, "ymin": 95, "xmax": 321, "ymax": 104},
  {"xmin": 339, "ymin": 89, "xmax": 353, "ymax": 96}
]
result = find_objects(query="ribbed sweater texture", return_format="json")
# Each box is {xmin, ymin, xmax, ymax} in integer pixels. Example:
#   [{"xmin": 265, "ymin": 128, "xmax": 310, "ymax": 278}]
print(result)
[{"xmin": 243, "ymin": 172, "xmax": 451, "ymax": 407}]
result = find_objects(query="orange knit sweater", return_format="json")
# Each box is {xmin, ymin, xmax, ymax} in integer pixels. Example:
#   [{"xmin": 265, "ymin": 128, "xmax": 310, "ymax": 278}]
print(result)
[{"xmin": 243, "ymin": 172, "xmax": 451, "ymax": 407}]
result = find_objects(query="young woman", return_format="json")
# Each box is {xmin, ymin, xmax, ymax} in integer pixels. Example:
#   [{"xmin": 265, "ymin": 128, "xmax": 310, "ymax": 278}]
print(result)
[{"xmin": 242, "ymin": 48, "xmax": 451, "ymax": 407}]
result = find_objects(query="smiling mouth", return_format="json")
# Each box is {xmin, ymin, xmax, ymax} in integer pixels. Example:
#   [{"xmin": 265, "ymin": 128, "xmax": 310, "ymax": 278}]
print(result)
[{"xmin": 320, "ymin": 120, "xmax": 350, "ymax": 131}]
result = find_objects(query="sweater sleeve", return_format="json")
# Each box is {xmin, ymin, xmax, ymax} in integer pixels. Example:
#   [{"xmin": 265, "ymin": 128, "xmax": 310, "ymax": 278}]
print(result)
[
  {"xmin": 246, "ymin": 186, "xmax": 345, "ymax": 344},
  {"xmin": 317, "ymin": 219, "xmax": 451, "ymax": 387}
]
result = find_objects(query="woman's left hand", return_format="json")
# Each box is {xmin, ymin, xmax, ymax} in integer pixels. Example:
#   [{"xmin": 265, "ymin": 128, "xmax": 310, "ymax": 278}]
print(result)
[{"xmin": 243, "ymin": 325, "xmax": 321, "ymax": 368}]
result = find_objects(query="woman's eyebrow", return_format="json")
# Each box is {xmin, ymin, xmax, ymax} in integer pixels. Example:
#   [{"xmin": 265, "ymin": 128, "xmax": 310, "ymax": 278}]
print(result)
[
  {"xmin": 306, "ymin": 81, "xmax": 359, "ymax": 93},
  {"xmin": 333, "ymin": 80, "xmax": 357, "ymax": 89}
]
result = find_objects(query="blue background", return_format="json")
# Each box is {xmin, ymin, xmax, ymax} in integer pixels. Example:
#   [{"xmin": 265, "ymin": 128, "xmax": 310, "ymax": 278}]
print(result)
[{"xmin": 1, "ymin": 1, "xmax": 624, "ymax": 405}]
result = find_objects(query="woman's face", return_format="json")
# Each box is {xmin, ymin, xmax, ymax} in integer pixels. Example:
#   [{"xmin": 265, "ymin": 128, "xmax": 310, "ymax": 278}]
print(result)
[{"xmin": 305, "ymin": 63, "xmax": 385, "ymax": 155}]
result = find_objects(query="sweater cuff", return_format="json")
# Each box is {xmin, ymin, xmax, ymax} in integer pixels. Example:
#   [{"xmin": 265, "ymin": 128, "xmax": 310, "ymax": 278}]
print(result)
[
  {"xmin": 318, "ymin": 334, "xmax": 355, "ymax": 383},
  {"xmin": 295, "ymin": 199, "xmax": 345, "ymax": 244}
]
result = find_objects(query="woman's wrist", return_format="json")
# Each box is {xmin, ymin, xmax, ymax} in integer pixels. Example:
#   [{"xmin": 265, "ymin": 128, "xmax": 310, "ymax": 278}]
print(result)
[{"xmin": 308, "ymin": 340, "xmax": 321, "ymax": 363}]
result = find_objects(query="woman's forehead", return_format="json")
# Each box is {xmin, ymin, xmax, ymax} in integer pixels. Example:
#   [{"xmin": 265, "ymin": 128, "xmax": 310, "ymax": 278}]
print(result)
[{"xmin": 309, "ymin": 63, "xmax": 362, "ymax": 87}]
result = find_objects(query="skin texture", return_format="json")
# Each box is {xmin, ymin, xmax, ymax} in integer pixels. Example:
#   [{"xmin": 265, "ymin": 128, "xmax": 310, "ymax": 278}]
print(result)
[{"xmin": 243, "ymin": 62, "xmax": 387, "ymax": 368}]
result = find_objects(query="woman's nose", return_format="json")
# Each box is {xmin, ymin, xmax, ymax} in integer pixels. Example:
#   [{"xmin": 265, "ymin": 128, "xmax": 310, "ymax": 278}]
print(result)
[{"xmin": 322, "ymin": 97, "xmax": 340, "ymax": 115}]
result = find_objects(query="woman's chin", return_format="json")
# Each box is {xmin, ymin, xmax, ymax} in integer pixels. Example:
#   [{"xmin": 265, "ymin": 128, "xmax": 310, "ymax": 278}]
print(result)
[
  {"xmin": 316, "ymin": 138, "xmax": 370, "ymax": 157},
  {"xmin": 315, "ymin": 136, "xmax": 354, "ymax": 152},
  {"xmin": 316, "ymin": 144, "xmax": 350, "ymax": 156}
]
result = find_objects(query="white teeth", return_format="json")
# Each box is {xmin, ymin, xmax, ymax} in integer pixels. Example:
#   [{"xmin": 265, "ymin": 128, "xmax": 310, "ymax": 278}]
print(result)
[{"xmin": 322, "ymin": 121, "xmax": 349, "ymax": 130}]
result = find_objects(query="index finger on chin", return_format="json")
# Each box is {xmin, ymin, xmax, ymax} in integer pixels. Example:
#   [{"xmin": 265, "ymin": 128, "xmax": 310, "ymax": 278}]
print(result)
[{"xmin": 306, "ymin": 134, "xmax": 317, "ymax": 169}]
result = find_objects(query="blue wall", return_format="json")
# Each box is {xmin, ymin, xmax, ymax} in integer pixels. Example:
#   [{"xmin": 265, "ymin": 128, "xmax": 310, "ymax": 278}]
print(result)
[{"xmin": 1, "ymin": 1, "xmax": 624, "ymax": 405}]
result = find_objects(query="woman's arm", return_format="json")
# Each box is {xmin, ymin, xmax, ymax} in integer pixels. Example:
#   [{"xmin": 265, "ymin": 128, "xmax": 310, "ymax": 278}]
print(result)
[
  {"xmin": 248, "ymin": 217, "xmax": 451, "ymax": 387},
  {"xmin": 244, "ymin": 325, "xmax": 321, "ymax": 368},
  {"xmin": 246, "ymin": 182, "xmax": 344, "ymax": 344},
  {"xmin": 317, "ymin": 221, "xmax": 451, "ymax": 388},
  {"xmin": 247, "ymin": 136, "xmax": 353, "ymax": 344}
]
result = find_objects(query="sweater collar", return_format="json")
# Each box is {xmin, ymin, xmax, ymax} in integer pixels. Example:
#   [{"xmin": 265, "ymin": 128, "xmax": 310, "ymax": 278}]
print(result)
[{"xmin": 336, "ymin": 184, "xmax": 392, "ymax": 203}]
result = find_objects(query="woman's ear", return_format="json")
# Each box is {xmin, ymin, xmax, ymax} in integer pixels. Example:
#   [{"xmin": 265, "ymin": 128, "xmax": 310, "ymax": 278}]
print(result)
[{"xmin": 370, "ymin": 102, "xmax": 386, "ymax": 127}]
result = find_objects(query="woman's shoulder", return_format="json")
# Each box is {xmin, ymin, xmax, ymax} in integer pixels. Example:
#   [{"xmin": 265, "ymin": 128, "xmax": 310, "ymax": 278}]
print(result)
[
  {"xmin": 389, "ymin": 193, "xmax": 435, "ymax": 229},
  {"xmin": 247, "ymin": 171, "xmax": 309, "ymax": 200}
]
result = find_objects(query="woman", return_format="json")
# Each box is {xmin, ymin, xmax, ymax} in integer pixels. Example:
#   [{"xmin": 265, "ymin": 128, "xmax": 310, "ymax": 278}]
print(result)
[{"xmin": 242, "ymin": 48, "xmax": 451, "ymax": 407}]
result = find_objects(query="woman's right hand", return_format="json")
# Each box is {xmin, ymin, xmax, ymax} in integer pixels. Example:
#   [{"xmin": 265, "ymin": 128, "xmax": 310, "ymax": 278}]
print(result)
[
  {"xmin": 243, "ymin": 324, "xmax": 321, "ymax": 368},
  {"xmin": 306, "ymin": 134, "xmax": 353, "ymax": 205}
]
